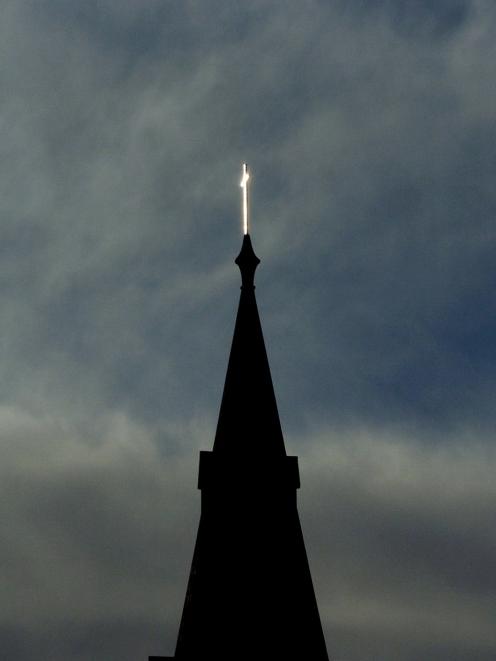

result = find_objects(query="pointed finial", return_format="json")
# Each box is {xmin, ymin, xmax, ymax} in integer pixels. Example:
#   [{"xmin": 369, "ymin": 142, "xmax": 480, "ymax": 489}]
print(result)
[
  {"xmin": 240, "ymin": 163, "xmax": 250, "ymax": 235},
  {"xmin": 235, "ymin": 234, "xmax": 260, "ymax": 288},
  {"xmin": 236, "ymin": 164, "xmax": 259, "ymax": 287}
]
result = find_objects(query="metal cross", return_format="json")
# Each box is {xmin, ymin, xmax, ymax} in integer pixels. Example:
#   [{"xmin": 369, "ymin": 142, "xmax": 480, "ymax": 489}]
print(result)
[{"xmin": 240, "ymin": 163, "xmax": 250, "ymax": 235}]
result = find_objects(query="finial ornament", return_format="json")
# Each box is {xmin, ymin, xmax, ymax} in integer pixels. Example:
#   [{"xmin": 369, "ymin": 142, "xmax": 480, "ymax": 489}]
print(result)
[
  {"xmin": 235, "ymin": 234, "xmax": 260, "ymax": 289},
  {"xmin": 236, "ymin": 163, "xmax": 259, "ymax": 287},
  {"xmin": 240, "ymin": 163, "xmax": 250, "ymax": 235}
]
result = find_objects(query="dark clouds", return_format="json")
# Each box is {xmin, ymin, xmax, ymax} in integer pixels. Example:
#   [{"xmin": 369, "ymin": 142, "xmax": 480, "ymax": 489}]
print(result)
[{"xmin": 1, "ymin": 1, "xmax": 495, "ymax": 659}]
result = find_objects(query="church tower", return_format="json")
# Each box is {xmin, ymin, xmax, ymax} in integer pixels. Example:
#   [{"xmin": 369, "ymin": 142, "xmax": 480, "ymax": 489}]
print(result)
[{"xmin": 150, "ymin": 167, "xmax": 329, "ymax": 661}]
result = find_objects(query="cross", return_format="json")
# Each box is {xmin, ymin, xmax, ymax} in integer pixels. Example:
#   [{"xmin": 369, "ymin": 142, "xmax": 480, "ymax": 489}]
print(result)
[{"xmin": 240, "ymin": 163, "xmax": 250, "ymax": 235}]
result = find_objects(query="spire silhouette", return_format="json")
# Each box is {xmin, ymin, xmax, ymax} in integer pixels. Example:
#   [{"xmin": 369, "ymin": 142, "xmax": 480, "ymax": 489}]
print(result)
[
  {"xmin": 214, "ymin": 234, "xmax": 285, "ymax": 456},
  {"xmin": 149, "ymin": 232, "xmax": 329, "ymax": 661}
]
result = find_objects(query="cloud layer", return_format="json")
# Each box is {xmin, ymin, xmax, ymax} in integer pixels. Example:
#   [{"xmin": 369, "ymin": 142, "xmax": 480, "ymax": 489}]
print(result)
[{"xmin": 1, "ymin": 1, "xmax": 496, "ymax": 659}]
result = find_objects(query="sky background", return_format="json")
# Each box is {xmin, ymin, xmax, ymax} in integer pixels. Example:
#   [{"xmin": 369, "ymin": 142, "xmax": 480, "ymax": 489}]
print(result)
[{"xmin": 1, "ymin": 1, "xmax": 496, "ymax": 659}]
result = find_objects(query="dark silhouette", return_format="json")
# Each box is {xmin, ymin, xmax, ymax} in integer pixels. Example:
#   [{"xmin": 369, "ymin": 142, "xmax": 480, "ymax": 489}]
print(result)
[{"xmin": 150, "ymin": 234, "xmax": 329, "ymax": 661}]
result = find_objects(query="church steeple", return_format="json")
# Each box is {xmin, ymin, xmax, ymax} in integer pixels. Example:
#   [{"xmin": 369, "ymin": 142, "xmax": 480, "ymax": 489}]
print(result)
[
  {"xmin": 149, "ymin": 168, "xmax": 329, "ymax": 661},
  {"xmin": 213, "ymin": 233, "xmax": 285, "ymax": 456}
]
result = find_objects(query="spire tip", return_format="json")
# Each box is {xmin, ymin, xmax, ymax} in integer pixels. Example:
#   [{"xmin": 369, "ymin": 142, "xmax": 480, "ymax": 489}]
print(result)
[
  {"xmin": 240, "ymin": 163, "xmax": 250, "ymax": 235},
  {"xmin": 235, "ymin": 234, "xmax": 260, "ymax": 288}
]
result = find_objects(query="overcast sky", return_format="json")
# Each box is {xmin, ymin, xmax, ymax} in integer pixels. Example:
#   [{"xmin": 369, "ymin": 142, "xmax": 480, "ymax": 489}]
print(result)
[{"xmin": 1, "ymin": 1, "xmax": 496, "ymax": 660}]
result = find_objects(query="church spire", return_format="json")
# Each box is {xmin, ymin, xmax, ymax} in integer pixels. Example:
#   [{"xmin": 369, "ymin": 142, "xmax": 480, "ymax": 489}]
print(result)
[
  {"xmin": 149, "ymin": 165, "xmax": 329, "ymax": 661},
  {"xmin": 213, "ymin": 204, "xmax": 285, "ymax": 456}
]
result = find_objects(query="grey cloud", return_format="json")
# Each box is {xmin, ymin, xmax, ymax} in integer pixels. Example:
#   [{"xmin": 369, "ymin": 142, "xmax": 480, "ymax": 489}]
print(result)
[
  {"xmin": 295, "ymin": 429, "xmax": 496, "ymax": 660},
  {"xmin": 1, "ymin": 1, "xmax": 496, "ymax": 659},
  {"xmin": 2, "ymin": 410, "xmax": 495, "ymax": 660},
  {"xmin": 1, "ymin": 407, "xmax": 197, "ymax": 659}
]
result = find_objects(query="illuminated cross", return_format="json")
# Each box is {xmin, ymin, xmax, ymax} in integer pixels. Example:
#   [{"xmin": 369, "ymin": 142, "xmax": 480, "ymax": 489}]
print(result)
[{"xmin": 240, "ymin": 163, "xmax": 250, "ymax": 235}]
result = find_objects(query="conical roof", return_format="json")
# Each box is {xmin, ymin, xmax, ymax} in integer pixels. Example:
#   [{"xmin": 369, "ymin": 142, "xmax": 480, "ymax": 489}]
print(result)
[
  {"xmin": 170, "ymin": 232, "xmax": 330, "ymax": 661},
  {"xmin": 213, "ymin": 234, "xmax": 286, "ymax": 456}
]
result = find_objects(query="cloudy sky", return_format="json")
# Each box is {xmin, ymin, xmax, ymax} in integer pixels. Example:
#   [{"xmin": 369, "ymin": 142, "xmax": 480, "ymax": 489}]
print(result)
[{"xmin": 1, "ymin": 1, "xmax": 496, "ymax": 659}]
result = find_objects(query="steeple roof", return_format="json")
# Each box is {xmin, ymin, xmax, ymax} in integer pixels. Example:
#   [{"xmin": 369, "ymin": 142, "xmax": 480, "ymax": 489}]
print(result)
[
  {"xmin": 213, "ymin": 234, "xmax": 286, "ymax": 456},
  {"xmin": 152, "ymin": 174, "xmax": 329, "ymax": 661}
]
